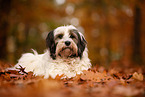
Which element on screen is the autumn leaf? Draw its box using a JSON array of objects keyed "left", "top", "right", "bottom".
[
  {"left": 81, "top": 70, "right": 111, "bottom": 82},
  {"left": 0, "top": 62, "right": 144, "bottom": 97},
  {"left": 132, "top": 72, "right": 143, "bottom": 81}
]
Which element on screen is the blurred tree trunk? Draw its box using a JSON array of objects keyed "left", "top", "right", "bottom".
[
  {"left": 132, "top": 4, "right": 142, "bottom": 65},
  {"left": 0, "top": 0, "right": 11, "bottom": 60}
]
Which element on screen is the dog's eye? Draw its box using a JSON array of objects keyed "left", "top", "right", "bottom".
[
  {"left": 70, "top": 35, "right": 75, "bottom": 39},
  {"left": 58, "top": 34, "right": 63, "bottom": 39}
]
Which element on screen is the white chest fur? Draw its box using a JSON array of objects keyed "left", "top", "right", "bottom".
[{"left": 14, "top": 48, "right": 91, "bottom": 79}]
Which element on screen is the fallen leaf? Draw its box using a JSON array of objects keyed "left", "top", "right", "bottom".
[{"left": 132, "top": 72, "right": 143, "bottom": 81}]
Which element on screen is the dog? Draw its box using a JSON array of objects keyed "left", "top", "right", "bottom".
[{"left": 14, "top": 25, "right": 91, "bottom": 79}]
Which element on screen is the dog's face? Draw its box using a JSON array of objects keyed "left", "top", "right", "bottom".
[{"left": 46, "top": 25, "right": 87, "bottom": 59}]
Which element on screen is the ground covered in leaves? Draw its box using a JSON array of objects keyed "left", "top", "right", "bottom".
[{"left": 0, "top": 61, "right": 144, "bottom": 97}]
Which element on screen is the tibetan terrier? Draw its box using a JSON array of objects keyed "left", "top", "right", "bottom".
[{"left": 14, "top": 25, "right": 91, "bottom": 78}]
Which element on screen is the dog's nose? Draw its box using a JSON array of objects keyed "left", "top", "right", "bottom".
[{"left": 65, "top": 41, "right": 71, "bottom": 46}]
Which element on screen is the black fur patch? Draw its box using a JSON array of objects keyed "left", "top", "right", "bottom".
[
  {"left": 71, "top": 29, "right": 87, "bottom": 58},
  {"left": 78, "top": 35, "right": 87, "bottom": 58},
  {"left": 46, "top": 30, "right": 56, "bottom": 59}
]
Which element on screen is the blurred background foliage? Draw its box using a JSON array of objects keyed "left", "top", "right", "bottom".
[{"left": 0, "top": 0, "right": 144, "bottom": 67}]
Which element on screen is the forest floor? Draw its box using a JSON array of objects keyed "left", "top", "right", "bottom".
[{"left": 0, "top": 61, "right": 144, "bottom": 97}]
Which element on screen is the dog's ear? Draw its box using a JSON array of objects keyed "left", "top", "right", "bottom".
[
  {"left": 46, "top": 30, "right": 56, "bottom": 59},
  {"left": 77, "top": 33, "right": 87, "bottom": 58}
]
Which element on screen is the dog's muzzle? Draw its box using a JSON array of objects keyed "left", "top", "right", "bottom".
[{"left": 56, "top": 40, "right": 78, "bottom": 58}]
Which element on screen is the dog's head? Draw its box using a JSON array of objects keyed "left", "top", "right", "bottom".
[{"left": 46, "top": 25, "right": 87, "bottom": 59}]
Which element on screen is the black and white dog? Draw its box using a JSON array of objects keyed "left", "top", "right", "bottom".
[{"left": 14, "top": 25, "right": 91, "bottom": 78}]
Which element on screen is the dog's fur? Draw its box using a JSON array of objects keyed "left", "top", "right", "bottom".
[{"left": 14, "top": 25, "right": 91, "bottom": 78}]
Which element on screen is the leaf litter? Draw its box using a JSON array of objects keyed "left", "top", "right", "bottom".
[{"left": 0, "top": 61, "right": 144, "bottom": 97}]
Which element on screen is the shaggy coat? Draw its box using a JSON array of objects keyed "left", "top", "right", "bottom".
[{"left": 14, "top": 25, "right": 91, "bottom": 78}]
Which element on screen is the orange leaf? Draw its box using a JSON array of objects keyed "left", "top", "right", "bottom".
[{"left": 132, "top": 72, "right": 143, "bottom": 81}]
